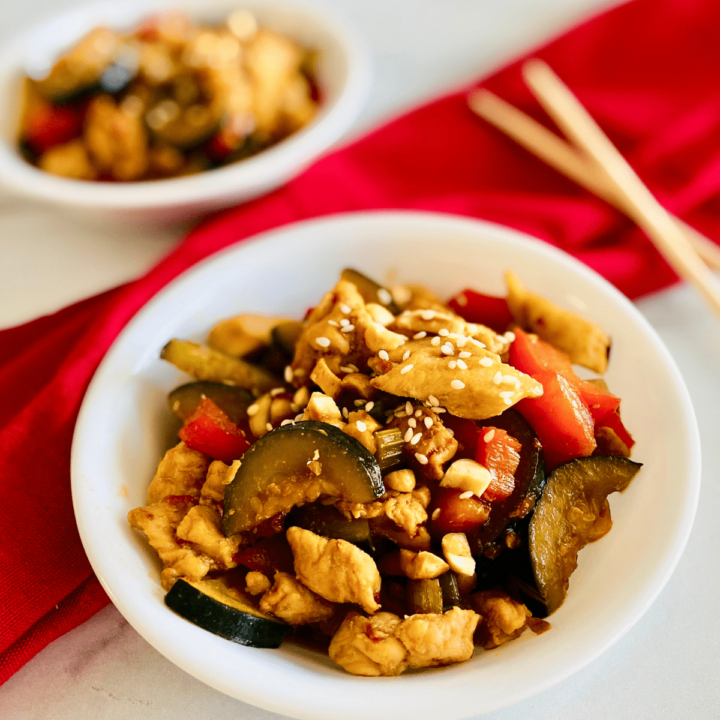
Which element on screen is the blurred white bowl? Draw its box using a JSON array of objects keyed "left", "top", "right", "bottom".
[
  {"left": 72, "top": 211, "right": 700, "bottom": 719},
  {"left": 0, "top": 0, "right": 370, "bottom": 223}
]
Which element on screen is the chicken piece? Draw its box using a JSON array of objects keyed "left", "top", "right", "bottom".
[
  {"left": 200, "top": 459, "right": 240, "bottom": 507},
  {"left": 84, "top": 94, "right": 149, "bottom": 181},
  {"left": 398, "top": 549, "right": 449, "bottom": 580},
  {"left": 371, "top": 339, "right": 542, "bottom": 421},
  {"left": 395, "top": 607, "right": 479, "bottom": 668},
  {"left": 441, "top": 533, "right": 476, "bottom": 576},
  {"left": 329, "top": 612, "right": 409, "bottom": 677},
  {"left": 147, "top": 441, "right": 210, "bottom": 504},
  {"left": 310, "top": 358, "right": 342, "bottom": 399},
  {"left": 286, "top": 527, "right": 381, "bottom": 614},
  {"left": 343, "top": 410, "right": 381, "bottom": 454},
  {"left": 208, "top": 314, "right": 290, "bottom": 358},
  {"left": 506, "top": 271, "right": 610, "bottom": 373},
  {"left": 339, "top": 372, "right": 377, "bottom": 400},
  {"left": 39, "top": 139, "right": 97, "bottom": 180},
  {"left": 127, "top": 496, "right": 210, "bottom": 590},
  {"left": 365, "top": 303, "right": 395, "bottom": 326},
  {"left": 396, "top": 284, "right": 449, "bottom": 313},
  {"left": 302, "top": 392, "right": 345, "bottom": 428},
  {"left": 471, "top": 590, "right": 531, "bottom": 649},
  {"left": 259, "top": 572, "right": 335, "bottom": 625},
  {"left": 335, "top": 488, "right": 428, "bottom": 538},
  {"left": 441, "top": 459, "right": 492, "bottom": 498},
  {"left": 245, "top": 571, "right": 271, "bottom": 595},
  {"left": 384, "top": 469, "right": 416, "bottom": 493},
  {"left": 176, "top": 505, "right": 241, "bottom": 569}
]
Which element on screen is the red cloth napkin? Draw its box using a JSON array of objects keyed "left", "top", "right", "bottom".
[{"left": 2, "top": 0, "right": 719, "bottom": 683}]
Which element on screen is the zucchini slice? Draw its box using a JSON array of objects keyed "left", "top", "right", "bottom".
[
  {"left": 223, "top": 421, "right": 385, "bottom": 535},
  {"left": 168, "top": 381, "right": 254, "bottom": 426},
  {"left": 165, "top": 577, "right": 289, "bottom": 648},
  {"left": 529, "top": 456, "right": 642, "bottom": 614}
]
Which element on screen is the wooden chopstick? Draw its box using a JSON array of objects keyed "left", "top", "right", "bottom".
[{"left": 467, "top": 80, "right": 720, "bottom": 273}]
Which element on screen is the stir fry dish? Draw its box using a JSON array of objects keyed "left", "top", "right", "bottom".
[
  {"left": 18, "top": 11, "right": 318, "bottom": 180},
  {"left": 128, "top": 269, "right": 641, "bottom": 676}
]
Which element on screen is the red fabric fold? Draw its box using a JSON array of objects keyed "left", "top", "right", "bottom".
[{"left": 2, "top": 0, "right": 719, "bottom": 683}]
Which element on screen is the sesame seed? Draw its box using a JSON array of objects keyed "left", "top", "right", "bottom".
[
  {"left": 266, "top": 423, "right": 273, "bottom": 432},
  {"left": 456, "top": 337, "right": 467, "bottom": 348},
  {"left": 354, "top": 399, "right": 366, "bottom": 406},
  {"left": 395, "top": 411, "right": 407, "bottom": 419},
  {"left": 505, "top": 331, "right": 516, "bottom": 342},
  {"left": 446, "top": 428, "right": 455, "bottom": 437},
  {"left": 280, "top": 419, "right": 292, "bottom": 426},
  {"left": 404, "top": 428, "right": 414, "bottom": 443},
  {"left": 413, "top": 331, "right": 427, "bottom": 339},
  {"left": 448, "top": 360, "right": 457, "bottom": 370},
  {"left": 342, "top": 407, "right": 349, "bottom": 419},
  {"left": 499, "top": 391, "right": 513, "bottom": 399},
  {"left": 428, "top": 395, "right": 440, "bottom": 407},
  {"left": 459, "top": 491, "right": 474, "bottom": 500},
  {"left": 435, "top": 407, "right": 447, "bottom": 413},
  {"left": 294, "top": 368, "right": 306, "bottom": 377},
  {"left": 415, "top": 453, "right": 429, "bottom": 465},
  {"left": 415, "top": 409, "right": 423, "bottom": 417},
  {"left": 424, "top": 417, "right": 433, "bottom": 429},
  {"left": 480, "top": 357, "right": 493, "bottom": 367},
  {"left": 365, "top": 401, "right": 375, "bottom": 412},
  {"left": 421, "top": 310, "right": 436, "bottom": 320},
  {"left": 402, "top": 350, "right": 411, "bottom": 361},
  {"left": 405, "top": 402, "right": 414, "bottom": 415},
  {"left": 340, "top": 304, "right": 351, "bottom": 314},
  {"left": 295, "top": 413, "right": 305, "bottom": 421},
  {"left": 408, "top": 418, "right": 417, "bottom": 428},
  {"left": 439, "top": 328, "right": 449, "bottom": 337},
  {"left": 284, "top": 366, "right": 293, "bottom": 383},
  {"left": 340, "top": 366, "right": 355, "bottom": 374},
  {"left": 459, "top": 351, "right": 471, "bottom": 358},
  {"left": 432, "top": 508, "right": 441, "bottom": 520},
  {"left": 493, "top": 371, "right": 503, "bottom": 385},
  {"left": 341, "top": 325, "right": 355, "bottom": 333},
  {"left": 484, "top": 429, "right": 495, "bottom": 442},
  {"left": 411, "top": 432, "right": 422, "bottom": 445},
  {"left": 457, "top": 359, "right": 468, "bottom": 370},
  {"left": 340, "top": 318, "right": 350, "bottom": 327},
  {"left": 356, "top": 421, "right": 367, "bottom": 432},
  {"left": 327, "top": 320, "right": 339, "bottom": 327},
  {"left": 316, "top": 336, "right": 331, "bottom": 348},
  {"left": 441, "top": 343, "right": 454, "bottom": 356},
  {"left": 504, "top": 397, "right": 513, "bottom": 405},
  {"left": 451, "top": 379, "right": 465, "bottom": 390},
  {"left": 247, "top": 403, "right": 259, "bottom": 416},
  {"left": 431, "top": 336, "right": 441, "bottom": 346},
  {"left": 448, "top": 332, "right": 460, "bottom": 339},
  {"left": 470, "top": 338, "right": 486, "bottom": 348},
  {"left": 378, "top": 350, "right": 390, "bottom": 362},
  {"left": 378, "top": 288, "right": 393, "bottom": 305}
]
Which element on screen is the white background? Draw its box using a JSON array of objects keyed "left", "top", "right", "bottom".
[{"left": 2, "top": 1, "right": 720, "bottom": 719}]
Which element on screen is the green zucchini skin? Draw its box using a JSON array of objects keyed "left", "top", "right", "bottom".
[{"left": 165, "top": 578, "right": 289, "bottom": 648}]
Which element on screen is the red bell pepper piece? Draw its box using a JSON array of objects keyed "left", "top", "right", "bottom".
[
  {"left": 23, "top": 100, "right": 82, "bottom": 155},
  {"left": 509, "top": 328, "right": 620, "bottom": 423},
  {"left": 475, "top": 427, "right": 521, "bottom": 502},
  {"left": 516, "top": 370, "right": 597, "bottom": 470},
  {"left": 234, "top": 534, "right": 295, "bottom": 575},
  {"left": 448, "top": 288, "right": 513, "bottom": 333},
  {"left": 179, "top": 397, "right": 250, "bottom": 464},
  {"left": 596, "top": 410, "right": 635, "bottom": 450},
  {"left": 427, "top": 486, "right": 490, "bottom": 537},
  {"left": 442, "top": 414, "right": 480, "bottom": 460}
]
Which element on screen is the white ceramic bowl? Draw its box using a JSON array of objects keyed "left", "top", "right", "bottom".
[
  {"left": 72, "top": 211, "right": 700, "bottom": 719},
  {"left": 0, "top": 0, "right": 370, "bottom": 223}
]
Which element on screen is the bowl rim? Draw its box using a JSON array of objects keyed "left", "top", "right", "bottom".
[
  {"left": 0, "top": 0, "right": 371, "bottom": 210},
  {"left": 71, "top": 210, "right": 701, "bottom": 718}
]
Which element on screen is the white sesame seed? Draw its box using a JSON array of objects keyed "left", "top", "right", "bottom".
[
  {"left": 456, "top": 337, "right": 467, "bottom": 348},
  {"left": 470, "top": 338, "right": 486, "bottom": 348},
  {"left": 327, "top": 320, "right": 339, "bottom": 327},
  {"left": 402, "top": 350, "right": 411, "bottom": 361},
  {"left": 378, "top": 288, "right": 393, "bottom": 305},
  {"left": 356, "top": 420, "right": 367, "bottom": 432},
  {"left": 280, "top": 419, "right": 292, "bottom": 426},
  {"left": 451, "top": 379, "right": 465, "bottom": 390},
  {"left": 395, "top": 411, "right": 407, "bottom": 419},
  {"left": 295, "top": 413, "right": 305, "bottom": 421},
  {"left": 415, "top": 409, "right": 423, "bottom": 417},
  {"left": 502, "top": 374, "right": 517, "bottom": 384},
  {"left": 484, "top": 429, "right": 495, "bottom": 442},
  {"left": 340, "top": 318, "right": 350, "bottom": 327},
  {"left": 480, "top": 357, "right": 494, "bottom": 367},
  {"left": 439, "top": 328, "right": 449, "bottom": 337},
  {"left": 459, "top": 490, "right": 474, "bottom": 500},
  {"left": 379, "top": 350, "right": 389, "bottom": 361},
  {"left": 271, "top": 387, "right": 285, "bottom": 397},
  {"left": 432, "top": 507, "right": 441, "bottom": 520},
  {"left": 354, "top": 399, "right": 365, "bottom": 406},
  {"left": 421, "top": 310, "right": 436, "bottom": 320},
  {"left": 342, "top": 407, "right": 349, "bottom": 419},
  {"left": 504, "top": 331, "right": 516, "bottom": 342},
  {"left": 266, "top": 422, "right": 273, "bottom": 432},
  {"left": 294, "top": 368, "right": 306, "bottom": 377},
  {"left": 415, "top": 453, "right": 429, "bottom": 465},
  {"left": 493, "top": 371, "right": 503, "bottom": 385},
  {"left": 428, "top": 395, "right": 440, "bottom": 407},
  {"left": 448, "top": 360, "right": 457, "bottom": 370},
  {"left": 504, "top": 397, "right": 513, "bottom": 405},
  {"left": 424, "top": 417, "right": 433, "bottom": 429},
  {"left": 365, "top": 401, "right": 374, "bottom": 412},
  {"left": 499, "top": 391, "right": 514, "bottom": 399},
  {"left": 448, "top": 332, "right": 460, "bottom": 339},
  {"left": 411, "top": 432, "right": 422, "bottom": 446},
  {"left": 457, "top": 359, "right": 468, "bottom": 370},
  {"left": 441, "top": 343, "right": 454, "bottom": 356},
  {"left": 459, "top": 351, "right": 472, "bottom": 358},
  {"left": 413, "top": 331, "right": 427, "bottom": 340},
  {"left": 247, "top": 403, "right": 259, "bottom": 416},
  {"left": 340, "top": 304, "right": 351, "bottom": 314},
  {"left": 340, "top": 366, "right": 354, "bottom": 374},
  {"left": 284, "top": 366, "right": 293, "bottom": 383},
  {"left": 431, "top": 336, "right": 441, "bottom": 346},
  {"left": 404, "top": 428, "right": 414, "bottom": 443},
  {"left": 316, "top": 336, "right": 331, "bottom": 348},
  {"left": 341, "top": 325, "right": 355, "bottom": 333},
  {"left": 446, "top": 428, "right": 455, "bottom": 437},
  {"left": 408, "top": 418, "right": 417, "bottom": 428},
  {"left": 405, "top": 402, "right": 414, "bottom": 415},
  {"left": 435, "top": 407, "right": 447, "bottom": 413}
]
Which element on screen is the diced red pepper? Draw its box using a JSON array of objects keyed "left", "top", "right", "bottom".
[
  {"left": 247, "top": 512, "right": 287, "bottom": 539},
  {"left": 427, "top": 487, "right": 490, "bottom": 537},
  {"left": 475, "top": 427, "right": 521, "bottom": 502},
  {"left": 516, "top": 370, "right": 596, "bottom": 470},
  {"left": 448, "top": 289, "right": 513, "bottom": 333},
  {"left": 509, "top": 328, "right": 620, "bottom": 423},
  {"left": 442, "top": 414, "right": 480, "bottom": 459},
  {"left": 179, "top": 397, "right": 250, "bottom": 464},
  {"left": 23, "top": 100, "right": 82, "bottom": 155},
  {"left": 596, "top": 410, "right": 635, "bottom": 450},
  {"left": 234, "top": 534, "right": 295, "bottom": 575}
]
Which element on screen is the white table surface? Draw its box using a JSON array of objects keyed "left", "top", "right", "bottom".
[{"left": 2, "top": 1, "right": 719, "bottom": 718}]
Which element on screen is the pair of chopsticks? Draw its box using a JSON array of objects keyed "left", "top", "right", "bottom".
[{"left": 468, "top": 60, "right": 720, "bottom": 316}]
